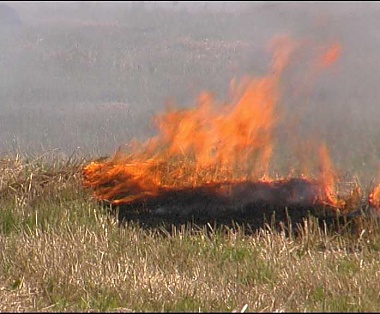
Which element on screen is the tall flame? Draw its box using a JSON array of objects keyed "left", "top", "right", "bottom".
[
  {"left": 318, "top": 142, "right": 345, "bottom": 207},
  {"left": 83, "top": 36, "right": 346, "bottom": 209}
]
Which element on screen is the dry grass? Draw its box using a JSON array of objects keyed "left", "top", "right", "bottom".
[{"left": 1, "top": 153, "right": 380, "bottom": 312}]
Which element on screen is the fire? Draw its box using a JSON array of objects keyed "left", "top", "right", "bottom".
[
  {"left": 149, "top": 36, "right": 297, "bottom": 179},
  {"left": 318, "top": 142, "right": 345, "bottom": 208},
  {"left": 83, "top": 36, "right": 350, "bottom": 211},
  {"left": 369, "top": 185, "right": 380, "bottom": 208},
  {"left": 318, "top": 43, "right": 342, "bottom": 69}
]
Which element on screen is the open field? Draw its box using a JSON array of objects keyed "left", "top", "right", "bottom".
[
  {"left": 1, "top": 154, "right": 380, "bottom": 312},
  {"left": 1, "top": 1, "right": 380, "bottom": 312}
]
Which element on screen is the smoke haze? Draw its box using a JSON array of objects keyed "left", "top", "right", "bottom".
[{"left": 1, "top": 1, "right": 380, "bottom": 182}]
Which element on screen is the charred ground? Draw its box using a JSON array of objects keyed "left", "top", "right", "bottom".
[{"left": 98, "top": 178, "right": 370, "bottom": 235}]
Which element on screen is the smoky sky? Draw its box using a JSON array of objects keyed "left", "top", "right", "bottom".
[{"left": 1, "top": 1, "right": 380, "bottom": 182}]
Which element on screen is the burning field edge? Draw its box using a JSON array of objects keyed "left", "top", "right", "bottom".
[
  {"left": 81, "top": 35, "right": 380, "bottom": 233},
  {"left": 94, "top": 180, "right": 379, "bottom": 235}
]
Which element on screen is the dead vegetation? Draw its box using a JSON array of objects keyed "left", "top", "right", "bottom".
[{"left": 0, "top": 153, "right": 380, "bottom": 312}]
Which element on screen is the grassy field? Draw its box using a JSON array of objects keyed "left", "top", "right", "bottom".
[
  {"left": 1, "top": 2, "right": 380, "bottom": 312},
  {"left": 0, "top": 154, "right": 380, "bottom": 312}
]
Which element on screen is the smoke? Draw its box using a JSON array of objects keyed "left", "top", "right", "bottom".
[{"left": 1, "top": 1, "right": 380, "bottom": 184}]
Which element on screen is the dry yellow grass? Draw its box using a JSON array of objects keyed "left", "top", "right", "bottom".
[{"left": 0, "top": 154, "right": 380, "bottom": 312}]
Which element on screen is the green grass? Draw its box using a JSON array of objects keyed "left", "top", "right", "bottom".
[{"left": 0, "top": 154, "right": 380, "bottom": 312}]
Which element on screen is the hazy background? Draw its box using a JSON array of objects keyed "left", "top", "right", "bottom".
[{"left": 1, "top": 1, "right": 380, "bottom": 182}]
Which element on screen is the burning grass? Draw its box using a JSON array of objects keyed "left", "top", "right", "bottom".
[
  {"left": 1, "top": 151, "right": 380, "bottom": 312},
  {"left": 82, "top": 36, "right": 380, "bottom": 228}
]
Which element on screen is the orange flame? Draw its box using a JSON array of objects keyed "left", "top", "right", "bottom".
[
  {"left": 369, "top": 185, "right": 380, "bottom": 208},
  {"left": 83, "top": 36, "right": 346, "bottom": 209},
  {"left": 318, "top": 43, "right": 342, "bottom": 69},
  {"left": 318, "top": 143, "right": 345, "bottom": 208}
]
